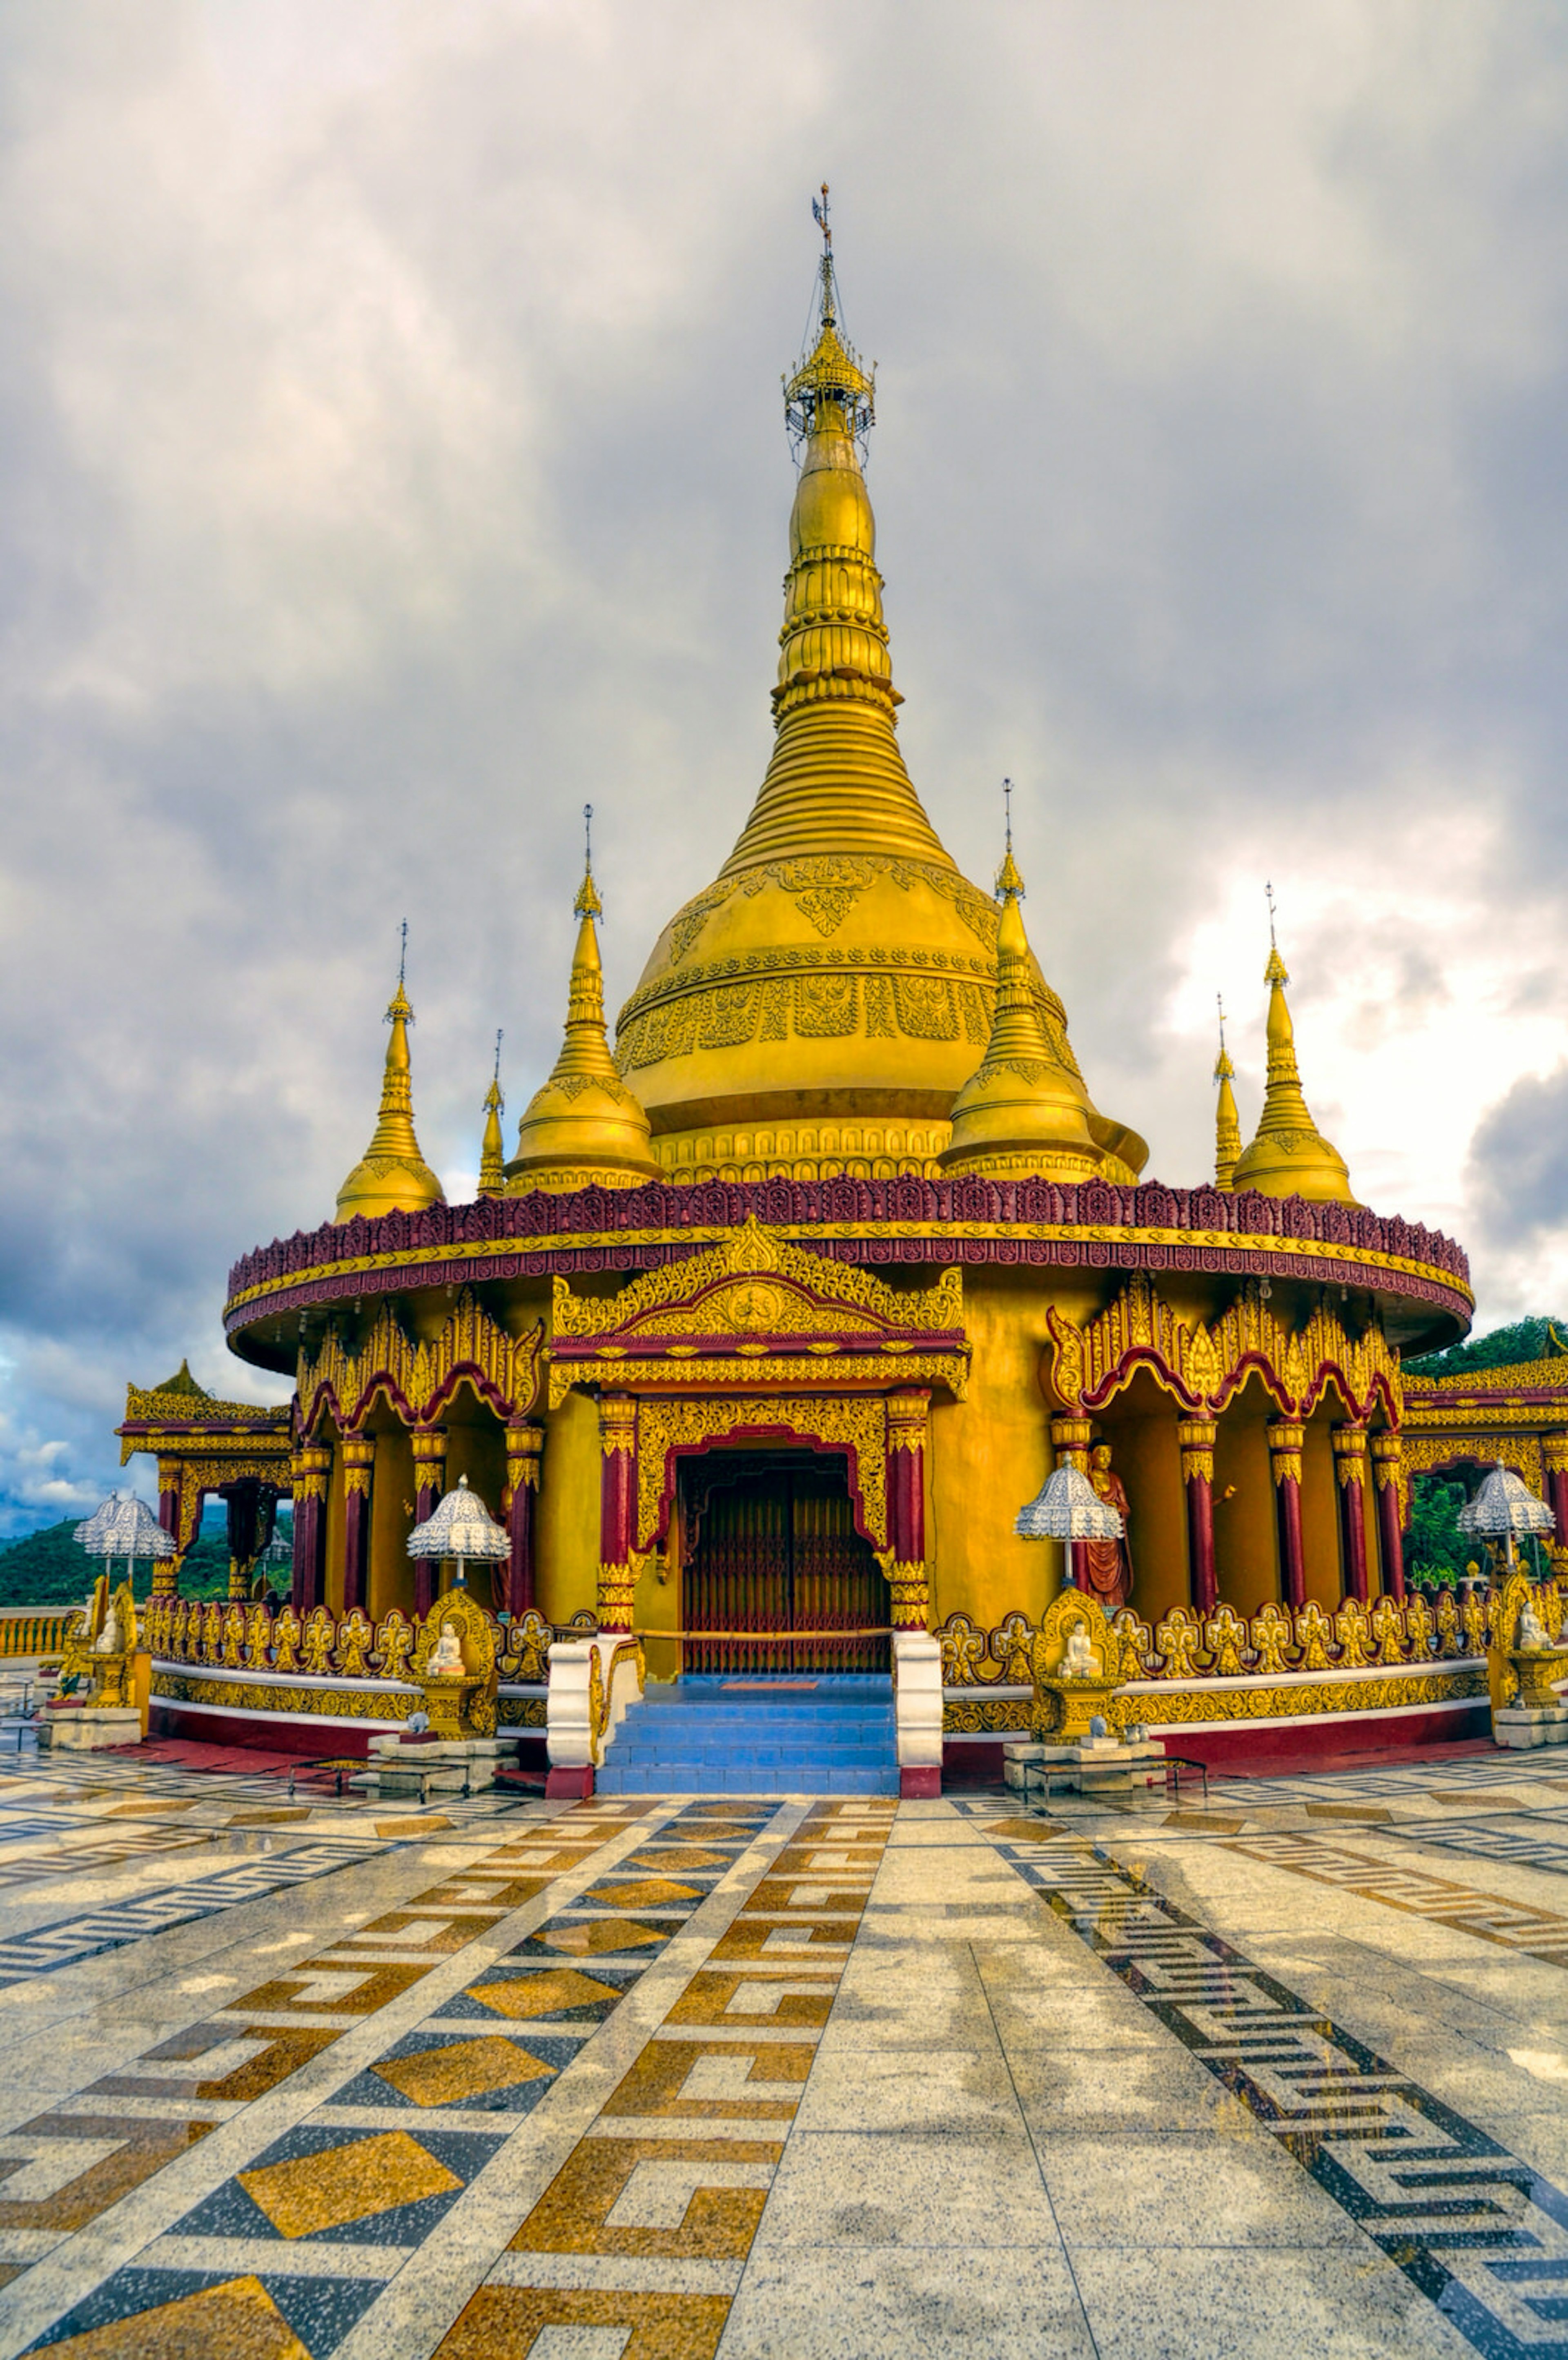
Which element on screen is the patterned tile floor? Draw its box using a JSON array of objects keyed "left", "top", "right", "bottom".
[{"left": 0, "top": 1750, "right": 1564, "bottom": 2352}]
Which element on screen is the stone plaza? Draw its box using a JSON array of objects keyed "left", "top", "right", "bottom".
[{"left": 0, "top": 1739, "right": 1563, "bottom": 2357}]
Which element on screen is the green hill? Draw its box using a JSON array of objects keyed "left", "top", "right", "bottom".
[{"left": 0, "top": 1520, "right": 270, "bottom": 1606}]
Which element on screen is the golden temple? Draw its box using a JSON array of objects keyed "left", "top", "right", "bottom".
[{"left": 119, "top": 202, "right": 1562, "bottom": 1790}]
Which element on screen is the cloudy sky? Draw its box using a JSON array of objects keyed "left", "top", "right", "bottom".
[{"left": 2, "top": 2, "right": 1567, "bottom": 1532}]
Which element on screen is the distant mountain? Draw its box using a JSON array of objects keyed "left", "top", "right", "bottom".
[{"left": 0, "top": 1519, "right": 262, "bottom": 1605}]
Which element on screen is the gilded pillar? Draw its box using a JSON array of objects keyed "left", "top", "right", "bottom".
[
  {"left": 597, "top": 1394, "right": 638, "bottom": 1633},
  {"left": 220, "top": 1477, "right": 276, "bottom": 1603},
  {"left": 341, "top": 1434, "right": 376, "bottom": 1617},
  {"left": 409, "top": 1425, "right": 448, "bottom": 1621},
  {"left": 1267, "top": 1418, "right": 1306, "bottom": 1612},
  {"left": 155, "top": 1467, "right": 184, "bottom": 1599},
  {"left": 1049, "top": 1414, "right": 1093, "bottom": 1589},
  {"left": 1370, "top": 1431, "right": 1406, "bottom": 1602},
  {"left": 1332, "top": 1423, "right": 1370, "bottom": 1603},
  {"left": 504, "top": 1420, "right": 544, "bottom": 1620},
  {"left": 290, "top": 1444, "right": 330, "bottom": 1615},
  {"left": 1176, "top": 1417, "right": 1217, "bottom": 1616},
  {"left": 885, "top": 1390, "right": 931, "bottom": 1630},
  {"left": 1543, "top": 1432, "right": 1568, "bottom": 1551}
]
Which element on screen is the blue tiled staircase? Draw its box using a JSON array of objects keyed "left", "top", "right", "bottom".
[{"left": 595, "top": 1674, "right": 898, "bottom": 1796}]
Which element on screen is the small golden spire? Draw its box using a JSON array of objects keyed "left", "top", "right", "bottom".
[
  {"left": 506, "top": 812, "right": 659, "bottom": 1193},
  {"left": 939, "top": 814, "right": 1109, "bottom": 1181},
  {"left": 335, "top": 926, "right": 445, "bottom": 1222},
  {"left": 1213, "top": 995, "right": 1242, "bottom": 1191},
  {"left": 1232, "top": 886, "right": 1359, "bottom": 1204},
  {"left": 478, "top": 1029, "right": 506, "bottom": 1198}
]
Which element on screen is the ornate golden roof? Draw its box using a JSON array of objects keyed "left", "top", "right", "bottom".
[
  {"left": 615, "top": 220, "right": 1144, "bottom": 1184},
  {"left": 1233, "top": 938, "right": 1359, "bottom": 1204},
  {"left": 335, "top": 970, "right": 445, "bottom": 1222},
  {"left": 940, "top": 844, "right": 1128, "bottom": 1181},
  {"left": 506, "top": 858, "right": 660, "bottom": 1193}
]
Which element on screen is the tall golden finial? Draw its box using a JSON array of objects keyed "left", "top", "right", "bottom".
[
  {"left": 1233, "top": 888, "right": 1359, "bottom": 1204},
  {"left": 335, "top": 928, "right": 445, "bottom": 1222},
  {"left": 478, "top": 1029, "right": 506, "bottom": 1198},
  {"left": 506, "top": 813, "right": 659, "bottom": 1194},
  {"left": 940, "top": 806, "right": 1111, "bottom": 1182},
  {"left": 1213, "top": 994, "right": 1242, "bottom": 1192},
  {"left": 995, "top": 776, "right": 1025, "bottom": 899}
]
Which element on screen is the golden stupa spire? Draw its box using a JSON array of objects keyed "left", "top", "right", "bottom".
[
  {"left": 335, "top": 923, "right": 446, "bottom": 1222},
  {"left": 506, "top": 807, "right": 659, "bottom": 1193},
  {"left": 717, "top": 186, "right": 951, "bottom": 873},
  {"left": 1213, "top": 995, "right": 1242, "bottom": 1191},
  {"left": 478, "top": 1029, "right": 506, "bottom": 1198},
  {"left": 1232, "top": 886, "right": 1359, "bottom": 1204},
  {"left": 939, "top": 790, "right": 1110, "bottom": 1181}
]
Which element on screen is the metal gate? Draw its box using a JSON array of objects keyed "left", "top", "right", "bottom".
[{"left": 679, "top": 1451, "right": 889, "bottom": 1675}]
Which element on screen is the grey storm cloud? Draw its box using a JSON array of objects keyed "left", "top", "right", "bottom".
[
  {"left": 1469, "top": 1066, "right": 1568, "bottom": 1249},
  {"left": 2, "top": 2, "right": 1568, "bottom": 1526}
]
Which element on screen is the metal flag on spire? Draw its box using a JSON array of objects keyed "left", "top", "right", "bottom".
[{"left": 493, "top": 1028, "right": 503, "bottom": 1088}]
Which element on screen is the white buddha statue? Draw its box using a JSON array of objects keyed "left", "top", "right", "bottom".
[
  {"left": 428, "top": 1620, "right": 465, "bottom": 1676},
  {"left": 93, "top": 1597, "right": 124, "bottom": 1656},
  {"left": 1063, "top": 1625, "right": 1099, "bottom": 1679},
  {"left": 1518, "top": 1599, "right": 1550, "bottom": 1652}
]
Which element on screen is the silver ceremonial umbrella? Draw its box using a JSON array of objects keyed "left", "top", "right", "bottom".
[
  {"left": 1015, "top": 1463, "right": 1124, "bottom": 1587},
  {"left": 1458, "top": 1463, "right": 1556, "bottom": 1574},
  {"left": 76, "top": 1493, "right": 175, "bottom": 1562},
  {"left": 406, "top": 1475, "right": 511, "bottom": 1590}
]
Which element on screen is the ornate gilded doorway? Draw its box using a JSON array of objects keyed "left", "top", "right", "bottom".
[{"left": 679, "top": 1450, "right": 889, "bottom": 1674}]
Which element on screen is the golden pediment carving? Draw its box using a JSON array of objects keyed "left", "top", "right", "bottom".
[{"left": 551, "top": 1215, "right": 963, "bottom": 1345}]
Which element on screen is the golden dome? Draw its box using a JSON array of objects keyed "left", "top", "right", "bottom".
[
  {"left": 506, "top": 861, "right": 660, "bottom": 1193},
  {"left": 939, "top": 845, "right": 1125, "bottom": 1180},
  {"left": 1232, "top": 940, "right": 1359, "bottom": 1204},
  {"left": 335, "top": 972, "right": 445, "bottom": 1222},
  {"left": 615, "top": 225, "right": 1145, "bottom": 1186}
]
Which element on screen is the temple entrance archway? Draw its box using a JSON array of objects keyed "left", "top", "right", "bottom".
[{"left": 678, "top": 1449, "right": 889, "bottom": 1676}]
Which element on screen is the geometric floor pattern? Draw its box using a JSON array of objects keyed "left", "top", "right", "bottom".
[{"left": 0, "top": 1750, "right": 1566, "bottom": 2352}]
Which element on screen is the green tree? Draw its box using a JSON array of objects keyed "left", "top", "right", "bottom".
[{"left": 1407, "top": 1316, "right": 1568, "bottom": 1381}]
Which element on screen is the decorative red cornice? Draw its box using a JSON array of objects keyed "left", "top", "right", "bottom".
[{"left": 224, "top": 1174, "right": 1471, "bottom": 1349}]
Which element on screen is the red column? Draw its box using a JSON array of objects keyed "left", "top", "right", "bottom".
[
  {"left": 156, "top": 1469, "right": 184, "bottom": 1599},
  {"left": 1544, "top": 1433, "right": 1568, "bottom": 1560},
  {"left": 1370, "top": 1431, "right": 1406, "bottom": 1602},
  {"left": 290, "top": 1446, "right": 330, "bottom": 1615},
  {"left": 1176, "top": 1418, "right": 1218, "bottom": 1616},
  {"left": 505, "top": 1420, "right": 544, "bottom": 1620},
  {"left": 341, "top": 1434, "right": 376, "bottom": 1617},
  {"left": 1268, "top": 1419, "right": 1306, "bottom": 1612},
  {"left": 597, "top": 1394, "right": 638, "bottom": 1632},
  {"left": 885, "top": 1391, "right": 931, "bottom": 1630},
  {"left": 1332, "top": 1424, "right": 1369, "bottom": 1602},
  {"left": 1049, "top": 1414, "right": 1093, "bottom": 1591},
  {"left": 410, "top": 1426, "right": 447, "bottom": 1621}
]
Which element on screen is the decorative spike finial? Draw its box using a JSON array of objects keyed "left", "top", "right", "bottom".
[
  {"left": 1212, "top": 992, "right": 1241, "bottom": 1191},
  {"left": 478, "top": 1027, "right": 506, "bottom": 1198},
  {"left": 1213, "top": 993, "right": 1235, "bottom": 1084},
  {"left": 994, "top": 778, "right": 1025, "bottom": 900},
  {"left": 575, "top": 802, "right": 602, "bottom": 921},
  {"left": 1263, "top": 883, "right": 1288, "bottom": 984}
]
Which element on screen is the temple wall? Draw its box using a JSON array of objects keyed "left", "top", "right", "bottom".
[
  {"left": 535, "top": 1385, "right": 600, "bottom": 1628},
  {"left": 929, "top": 1273, "right": 1095, "bottom": 1630}
]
